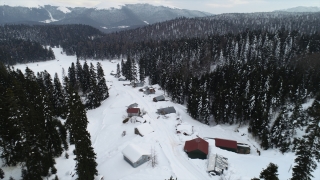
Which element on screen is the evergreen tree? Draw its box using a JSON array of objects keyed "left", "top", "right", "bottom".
[
  {"left": 53, "top": 73, "right": 67, "bottom": 117},
  {"left": 96, "top": 62, "right": 109, "bottom": 101},
  {"left": 259, "top": 163, "right": 279, "bottom": 180},
  {"left": 0, "top": 168, "right": 4, "bottom": 179},
  {"left": 139, "top": 57, "right": 145, "bottom": 83},
  {"left": 68, "top": 63, "right": 77, "bottom": 91},
  {"left": 81, "top": 61, "right": 90, "bottom": 94},
  {"left": 116, "top": 63, "right": 121, "bottom": 78},
  {"left": 65, "top": 89, "right": 98, "bottom": 179},
  {"left": 75, "top": 58, "right": 83, "bottom": 92},
  {"left": 86, "top": 63, "right": 100, "bottom": 109},
  {"left": 291, "top": 138, "right": 316, "bottom": 180}
]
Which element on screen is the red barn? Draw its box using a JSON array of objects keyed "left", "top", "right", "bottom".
[
  {"left": 127, "top": 108, "right": 140, "bottom": 117},
  {"left": 214, "top": 138, "right": 238, "bottom": 152},
  {"left": 184, "top": 137, "right": 209, "bottom": 159}
]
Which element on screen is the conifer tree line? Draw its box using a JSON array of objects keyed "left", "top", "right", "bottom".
[
  {"left": 67, "top": 59, "right": 109, "bottom": 109},
  {"left": 0, "top": 38, "right": 55, "bottom": 65},
  {"left": 0, "top": 61, "right": 101, "bottom": 179},
  {"left": 0, "top": 24, "right": 103, "bottom": 65}
]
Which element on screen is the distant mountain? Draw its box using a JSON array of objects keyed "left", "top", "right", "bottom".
[
  {"left": 0, "top": 4, "right": 212, "bottom": 33},
  {"left": 274, "top": 6, "right": 320, "bottom": 12}
]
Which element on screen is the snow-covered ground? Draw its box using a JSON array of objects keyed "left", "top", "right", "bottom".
[{"left": 4, "top": 48, "right": 320, "bottom": 180}]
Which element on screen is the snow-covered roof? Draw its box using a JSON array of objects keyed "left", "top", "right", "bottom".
[
  {"left": 136, "top": 123, "right": 154, "bottom": 136},
  {"left": 207, "top": 154, "right": 228, "bottom": 172},
  {"left": 122, "top": 144, "right": 150, "bottom": 163}
]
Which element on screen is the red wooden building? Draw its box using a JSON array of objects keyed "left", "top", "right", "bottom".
[
  {"left": 184, "top": 137, "right": 209, "bottom": 159},
  {"left": 214, "top": 138, "right": 238, "bottom": 152}
]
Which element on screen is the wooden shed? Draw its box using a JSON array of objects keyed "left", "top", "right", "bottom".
[
  {"left": 157, "top": 106, "right": 176, "bottom": 115},
  {"left": 153, "top": 95, "right": 165, "bottom": 102},
  {"left": 214, "top": 138, "right": 238, "bottom": 152},
  {"left": 127, "top": 108, "right": 140, "bottom": 117},
  {"left": 237, "top": 143, "right": 250, "bottom": 154},
  {"left": 184, "top": 137, "right": 209, "bottom": 159},
  {"left": 122, "top": 144, "right": 150, "bottom": 168}
]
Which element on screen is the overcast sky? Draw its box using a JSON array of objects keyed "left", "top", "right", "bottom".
[{"left": 3, "top": 0, "right": 320, "bottom": 14}]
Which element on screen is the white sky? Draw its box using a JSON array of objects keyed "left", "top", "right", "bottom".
[{"left": 2, "top": 0, "right": 320, "bottom": 14}]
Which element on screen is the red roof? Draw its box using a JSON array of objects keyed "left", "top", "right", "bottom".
[
  {"left": 184, "top": 137, "right": 209, "bottom": 155},
  {"left": 214, "top": 138, "right": 237, "bottom": 150},
  {"left": 127, "top": 108, "right": 140, "bottom": 113}
]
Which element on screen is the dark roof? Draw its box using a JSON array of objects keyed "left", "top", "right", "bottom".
[
  {"left": 214, "top": 138, "right": 237, "bottom": 150},
  {"left": 157, "top": 106, "right": 176, "bottom": 114},
  {"left": 154, "top": 95, "right": 165, "bottom": 101},
  {"left": 127, "top": 108, "right": 140, "bottom": 113},
  {"left": 184, "top": 137, "right": 209, "bottom": 155}
]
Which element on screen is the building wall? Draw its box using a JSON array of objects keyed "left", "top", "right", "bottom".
[
  {"left": 187, "top": 150, "right": 207, "bottom": 159},
  {"left": 217, "top": 146, "right": 237, "bottom": 153},
  {"left": 123, "top": 155, "right": 150, "bottom": 168}
]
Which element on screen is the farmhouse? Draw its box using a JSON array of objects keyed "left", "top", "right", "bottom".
[
  {"left": 214, "top": 138, "right": 238, "bottom": 152},
  {"left": 184, "top": 137, "right": 209, "bottom": 159},
  {"left": 157, "top": 106, "right": 176, "bottom": 115},
  {"left": 127, "top": 108, "right": 140, "bottom": 117},
  {"left": 153, "top": 95, "right": 165, "bottom": 102},
  {"left": 122, "top": 144, "right": 150, "bottom": 168},
  {"left": 207, "top": 154, "right": 228, "bottom": 176},
  {"left": 135, "top": 123, "right": 154, "bottom": 137}
]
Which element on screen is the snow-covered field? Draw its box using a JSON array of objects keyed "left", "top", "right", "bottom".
[{"left": 4, "top": 48, "right": 319, "bottom": 180}]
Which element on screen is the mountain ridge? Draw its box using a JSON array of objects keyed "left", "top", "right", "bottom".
[{"left": 0, "top": 3, "right": 212, "bottom": 33}]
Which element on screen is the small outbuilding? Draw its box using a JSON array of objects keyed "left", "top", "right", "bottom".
[
  {"left": 118, "top": 78, "right": 126, "bottom": 81},
  {"left": 153, "top": 95, "right": 165, "bottom": 102},
  {"left": 207, "top": 154, "right": 228, "bottom": 176},
  {"left": 237, "top": 143, "right": 250, "bottom": 154},
  {"left": 122, "top": 144, "right": 150, "bottom": 168},
  {"left": 184, "top": 137, "right": 209, "bottom": 159},
  {"left": 214, "top": 138, "right": 238, "bottom": 153},
  {"left": 157, "top": 106, "right": 176, "bottom": 115},
  {"left": 127, "top": 108, "right": 140, "bottom": 117},
  {"left": 135, "top": 123, "right": 154, "bottom": 137}
]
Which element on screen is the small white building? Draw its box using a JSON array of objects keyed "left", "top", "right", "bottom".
[
  {"left": 122, "top": 144, "right": 150, "bottom": 168},
  {"left": 207, "top": 154, "right": 228, "bottom": 176}
]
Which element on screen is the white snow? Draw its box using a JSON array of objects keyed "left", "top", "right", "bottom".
[
  {"left": 122, "top": 143, "right": 150, "bottom": 163},
  {"left": 176, "top": 122, "right": 193, "bottom": 135},
  {"left": 40, "top": 9, "right": 58, "bottom": 23},
  {"left": 57, "top": 6, "right": 71, "bottom": 13},
  {"left": 5, "top": 47, "right": 320, "bottom": 180},
  {"left": 136, "top": 123, "right": 154, "bottom": 136},
  {"left": 144, "top": 21, "right": 149, "bottom": 24},
  {"left": 93, "top": 2, "right": 124, "bottom": 10}
]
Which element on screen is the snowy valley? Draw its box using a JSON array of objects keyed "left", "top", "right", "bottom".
[{"left": 1, "top": 48, "right": 318, "bottom": 180}]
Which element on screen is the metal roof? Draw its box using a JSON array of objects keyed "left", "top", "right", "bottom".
[
  {"left": 184, "top": 137, "right": 209, "bottom": 155},
  {"left": 154, "top": 95, "right": 165, "bottom": 101},
  {"left": 214, "top": 138, "right": 237, "bottom": 150},
  {"left": 127, "top": 108, "right": 140, "bottom": 113},
  {"left": 157, "top": 106, "right": 176, "bottom": 114}
]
